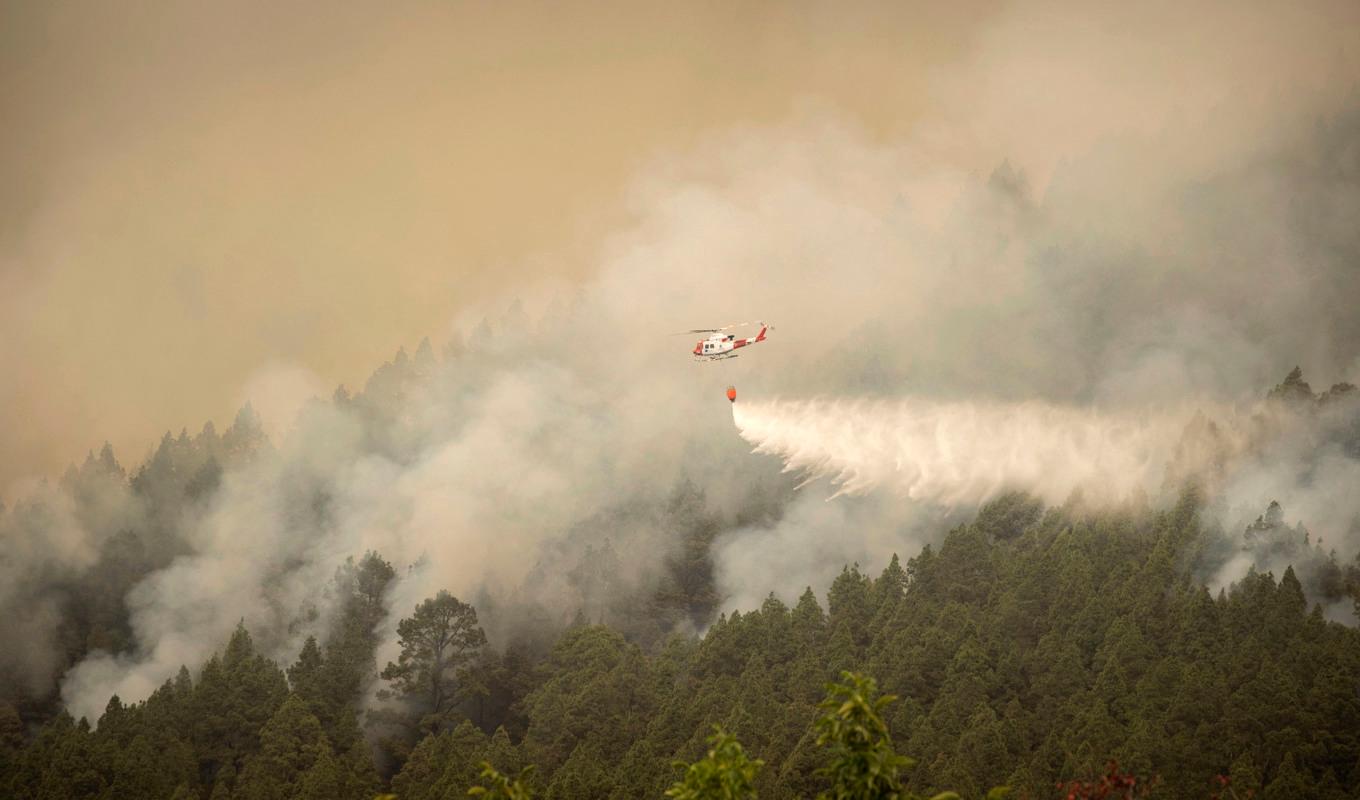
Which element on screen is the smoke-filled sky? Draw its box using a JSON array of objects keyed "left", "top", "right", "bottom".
[
  {"left": 5, "top": 0, "right": 1358, "bottom": 490},
  {"left": 0, "top": 0, "right": 1001, "bottom": 489}
]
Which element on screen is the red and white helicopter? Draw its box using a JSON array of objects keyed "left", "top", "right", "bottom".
[{"left": 680, "top": 321, "right": 771, "bottom": 361}]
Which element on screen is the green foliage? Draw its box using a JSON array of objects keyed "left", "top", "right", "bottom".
[
  {"left": 390, "top": 719, "right": 488, "bottom": 800},
  {"left": 190, "top": 623, "right": 290, "bottom": 784},
  {"left": 666, "top": 726, "right": 764, "bottom": 800},
  {"left": 320, "top": 552, "right": 397, "bottom": 752},
  {"left": 521, "top": 626, "right": 658, "bottom": 778},
  {"left": 468, "top": 761, "right": 537, "bottom": 799},
  {"left": 814, "top": 672, "right": 913, "bottom": 799},
  {"left": 234, "top": 694, "right": 329, "bottom": 800},
  {"left": 295, "top": 743, "right": 346, "bottom": 800},
  {"left": 381, "top": 590, "right": 488, "bottom": 732}
]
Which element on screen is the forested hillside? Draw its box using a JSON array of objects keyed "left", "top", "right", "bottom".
[
  {"left": 4, "top": 342, "right": 1360, "bottom": 799},
  {"left": 5, "top": 484, "right": 1360, "bottom": 798}
]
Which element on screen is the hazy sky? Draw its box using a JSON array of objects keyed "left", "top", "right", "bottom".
[
  {"left": 0, "top": 0, "right": 1005, "bottom": 488},
  {"left": 3, "top": 0, "right": 1358, "bottom": 490}
]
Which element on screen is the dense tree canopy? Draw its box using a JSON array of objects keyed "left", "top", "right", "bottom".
[{"left": 10, "top": 486, "right": 1357, "bottom": 799}]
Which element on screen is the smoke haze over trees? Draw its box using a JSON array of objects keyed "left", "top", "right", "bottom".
[{"left": 3, "top": 1, "right": 1360, "bottom": 797}]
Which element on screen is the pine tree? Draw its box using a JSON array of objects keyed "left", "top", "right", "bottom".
[
  {"left": 107, "top": 733, "right": 181, "bottom": 800},
  {"left": 390, "top": 718, "right": 488, "bottom": 800},
  {"left": 288, "top": 636, "right": 325, "bottom": 709},
  {"left": 380, "top": 590, "right": 488, "bottom": 732},
  {"left": 827, "top": 565, "right": 873, "bottom": 660},
  {"left": 234, "top": 694, "right": 329, "bottom": 800},
  {"left": 321, "top": 552, "right": 396, "bottom": 751},
  {"left": 295, "top": 742, "right": 345, "bottom": 800},
  {"left": 1267, "top": 367, "right": 1314, "bottom": 406},
  {"left": 191, "top": 624, "right": 289, "bottom": 786}
]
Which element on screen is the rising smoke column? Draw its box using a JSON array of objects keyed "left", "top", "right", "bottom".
[{"left": 732, "top": 397, "right": 1197, "bottom": 507}]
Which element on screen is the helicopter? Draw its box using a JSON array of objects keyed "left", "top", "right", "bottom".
[{"left": 678, "top": 322, "right": 770, "bottom": 361}]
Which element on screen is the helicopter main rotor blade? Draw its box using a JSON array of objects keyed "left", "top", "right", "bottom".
[{"left": 670, "top": 321, "right": 764, "bottom": 335}]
